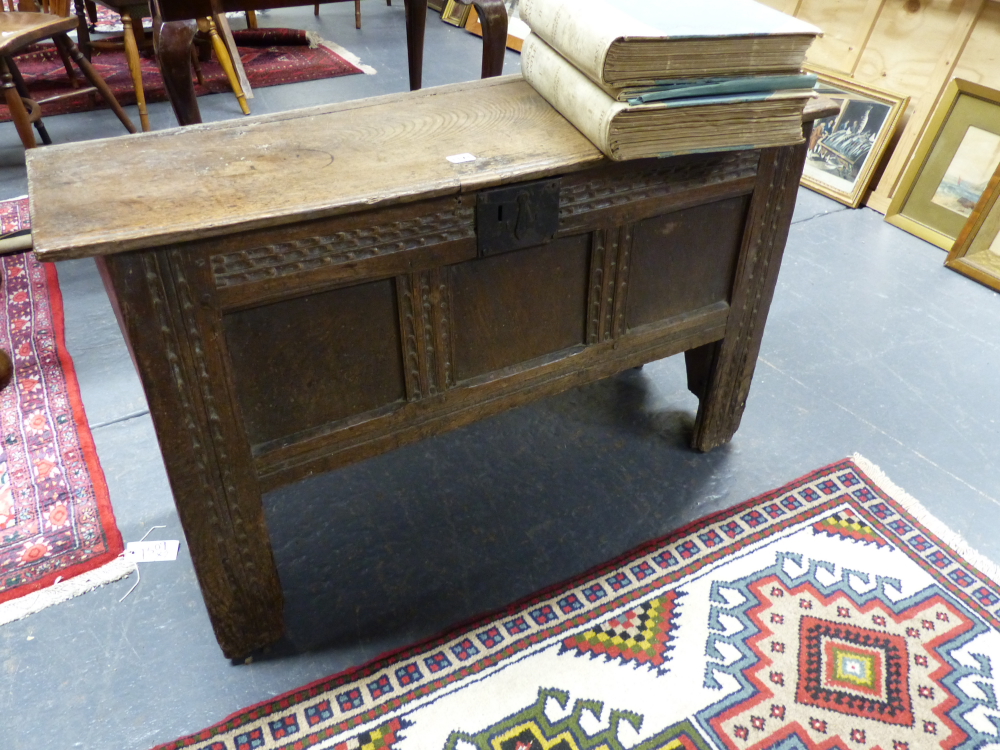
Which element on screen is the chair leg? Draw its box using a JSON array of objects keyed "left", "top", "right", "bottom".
[
  {"left": 73, "top": 0, "right": 93, "bottom": 60},
  {"left": 354, "top": 0, "right": 361, "bottom": 28},
  {"left": 245, "top": 9, "right": 257, "bottom": 28},
  {"left": 0, "top": 57, "right": 36, "bottom": 148},
  {"left": 203, "top": 16, "right": 250, "bottom": 115},
  {"left": 53, "top": 36, "right": 81, "bottom": 89},
  {"left": 84, "top": 0, "right": 98, "bottom": 25},
  {"left": 313, "top": 3, "right": 319, "bottom": 14},
  {"left": 52, "top": 34, "right": 137, "bottom": 134},
  {"left": 121, "top": 11, "right": 151, "bottom": 131},
  {"left": 5, "top": 57, "right": 51, "bottom": 145},
  {"left": 190, "top": 46, "right": 205, "bottom": 85}
]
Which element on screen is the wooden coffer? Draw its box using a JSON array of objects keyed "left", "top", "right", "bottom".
[{"left": 211, "top": 151, "right": 758, "bottom": 493}]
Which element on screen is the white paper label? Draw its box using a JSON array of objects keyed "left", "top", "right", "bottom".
[
  {"left": 124, "top": 540, "right": 180, "bottom": 562},
  {"left": 446, "top": 153, "right": 476, "bottom": 164}
]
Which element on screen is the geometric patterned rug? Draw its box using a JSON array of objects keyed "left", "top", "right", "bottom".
[
  {"left": 155, "top": 456, "right": 1000, "bottom": 750},
  {"left": 0, "top": 202, "right": 128, "bottom": 623},
  {"left": 0, "top": 28, "right": 367, "bottom": 122}
]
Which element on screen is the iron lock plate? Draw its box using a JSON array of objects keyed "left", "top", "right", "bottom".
[{"left": 475, "top": 178, "right": 561, "bottom": 257}]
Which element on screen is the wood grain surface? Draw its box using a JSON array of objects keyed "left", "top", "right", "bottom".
[{"left": 28, "top": 77, "right": 602, "bottom": 260}]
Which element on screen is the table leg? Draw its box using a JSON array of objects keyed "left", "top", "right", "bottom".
[
  {"left": 403, "top": 0, "right": 426, "bottom": 91},
  {"left": 97, "top": 251, "right": 284, "bottom": 659},
  {"left": 156, "top": 19, "right": 202, "bottom": 126},
  {"left": 687, "top": 138, "right": 810, "bottom": 452},
  {"left": 471, "top": 0, "right": 507, "bottom": 78}
]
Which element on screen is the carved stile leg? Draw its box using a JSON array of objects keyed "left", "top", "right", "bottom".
[
  {"left": 97, "top": 252, "right": 285, "bottom": 659},
  {"left": 688, "top": 135, "right": 811, "bottom": 452}
]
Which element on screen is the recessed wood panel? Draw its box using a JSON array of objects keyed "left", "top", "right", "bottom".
[
  {"left": 626, "top": 197, "right": 749, "bottom": 329},
  {"left": 450, "top": 235, "right": 591, "bottom": 381},
  {"left": 224, "top": 280, "right": 406, "bottom": 446}
]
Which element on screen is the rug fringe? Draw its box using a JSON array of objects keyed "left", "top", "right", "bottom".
[
  {"left": 318, "top": 38, "right": 377, "bottom": 75},
  {"left": 852, "top": 453, "right": 1000, "bottom": 585},
  {"left": 0, "top": 556, "right": 134, "bottom": 626}
]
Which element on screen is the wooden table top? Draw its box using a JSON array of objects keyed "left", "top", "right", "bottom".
[
  {"left": 28, "top": 77, "right": 602, "bottom": 261},
  {"left": 27, "top": 75, "right": 835, "bottom": 262}
]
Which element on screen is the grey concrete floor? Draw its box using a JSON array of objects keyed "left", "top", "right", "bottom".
[{"left": 2, "top": 4, "right": 1000, "bottom": 749}]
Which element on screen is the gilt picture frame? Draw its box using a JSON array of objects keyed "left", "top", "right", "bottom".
[
  {"left": 801, "top": 68, "right": 908, "bottom": 208},
  {"left": 944, "top": 161, "right": 1000, "bottom": 293},
  {"left": 442, "top": 0, "right": 473, "bottom": 26},
  {"left": 465, "top": 0, "right": 529, "bottom": 52},
  {"left": 886, "top": 79, "right": 1000, "bottom": 250}
]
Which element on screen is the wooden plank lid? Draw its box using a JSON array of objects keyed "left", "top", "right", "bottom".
[{"left": 27, "top": 77, "right": 603, "bottom": 260}]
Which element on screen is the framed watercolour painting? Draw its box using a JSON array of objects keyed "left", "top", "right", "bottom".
[
  {"left": 886, "top": 79, "right": 1000, "bottom": 250},
  {"left": 945, "top": 161, "right": 1000, "bottom": 293},
  {"left": 801, "top": 68, "right": 908, "bottom": 208}
]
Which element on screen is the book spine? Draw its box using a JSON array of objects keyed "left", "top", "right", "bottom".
[
  {"left": 520, "top": 0, "right": 618, "bottom": 86},
  {"left": 521, "top": 34, "right": 625, "bottom": 158}
]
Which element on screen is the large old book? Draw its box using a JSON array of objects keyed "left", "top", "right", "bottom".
[
  {"left": 521, "top": 33, "right": 813, "bottom": 160},
  {"left": 519, "top": 0, "right": 821, "bottom": 87}
]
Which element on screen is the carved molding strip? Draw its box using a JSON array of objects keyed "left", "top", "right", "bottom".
[
  {"left": 397, "top": 269, "right": 453, "bottom": 401},
  {"left": 561, "top": 151, "right": 758, "bottom": 219},
  {"left": 586, "top": 224, "right": 634, "bottom": 344},
  {"left": 212, "top": 206, "right": 476, "bottom": 288}
]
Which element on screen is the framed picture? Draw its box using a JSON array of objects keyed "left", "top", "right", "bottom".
[
  {"left": 428, "top": 0, "right": 446, "bottom": 11},
  {"left": 441, "top": 0, "right": 473, "bottom": 27},
  {"left": 944, "top": 161, "right": 1000, "bottom": 292},
  {"left": 465, "top": 0, "right": 530, "bottom": 52},
  {"left": 801, "top": 68, "right": 908, "bottom": 208},
  {"left": 886, "top": 79, "right": 1000, "bottom": 250}
]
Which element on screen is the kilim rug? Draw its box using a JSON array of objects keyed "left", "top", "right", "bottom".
[
  {"left": 156, "top": 456, "right": 1000, "bottom": 750},
  {"left": 0, "top": 197, "right": 130, "bottom": 625},
  {"left": 0, "top": 28, "right": 370, "bottom": 122}
]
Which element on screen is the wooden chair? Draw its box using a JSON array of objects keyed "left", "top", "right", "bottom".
[
  {"left": 311, "top": 0, "right": 383, "bottom": 30},
  {"left": 0, "top": 0, "right": 136, "bottom": 147},
  {"left": 81, "top": 0, "right": 249, "bottom": 131}
]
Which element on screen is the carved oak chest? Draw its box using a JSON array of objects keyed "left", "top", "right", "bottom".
[{"left": 27, "top": 76, "right": 825, "bottom": 658}]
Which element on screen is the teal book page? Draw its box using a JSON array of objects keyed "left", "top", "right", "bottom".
[{"left": 629, "top": 74, "right": 817, "bottom": 105}]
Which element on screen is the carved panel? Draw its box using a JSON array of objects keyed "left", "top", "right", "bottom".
[
  {"left": 586, "top": 225, "right": 634, "bottom": 344},
  {"left": 212, "top": 205, "right": 476, "bottom": 288},
  {"left": 561, "top": 151, "right": 758, "bottom": 219},
  {"left": 397, "top": 268, "right": 453, "bottom": 401}
]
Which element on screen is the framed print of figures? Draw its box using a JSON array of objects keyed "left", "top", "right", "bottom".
[
  {"left": 802, "top": 68, "right": 908, "bottom": 208},
  {"left": 886, "top": 79, "right": 1000, "bottom": 250},
  {"left": 945, "top": 161, "right": 1000, "bottom": 293}
]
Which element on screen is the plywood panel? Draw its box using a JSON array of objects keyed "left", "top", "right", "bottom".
[
  {"left": 756, "top": 0, "right": 802, "bottom": 16},
  {"left": 953, "top": 2, "right": 1000, "bottom": 88},
  {"left": 854, "top": 0, "right": 969, "bottom": 95},
  {"left": 797, "top": 0, "right": 883, "bottom": 73}
]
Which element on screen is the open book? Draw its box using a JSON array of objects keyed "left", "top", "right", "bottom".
[
  {"left": 522, "top": 33, "right": 814, "bottom": 161},
  {"left": 519, "top": 0, "right": 821, "bottom": 87}
]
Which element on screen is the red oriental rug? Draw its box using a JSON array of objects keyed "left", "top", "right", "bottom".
[
  {"left": 0, "top": 197, "right": 129, "bottom": 625},
  {"left": 155, "top": 456, "right": 1000, "bottom": 750},
  {"left": 0, "top": 28, "right": 368, "bottom": 122}
]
